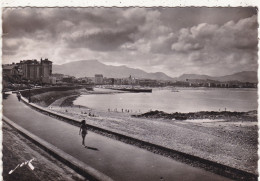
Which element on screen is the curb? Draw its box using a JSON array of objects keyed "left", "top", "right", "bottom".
[
  {"left": 20, "top": 95, "right": 258, "bottom": 181},
  {"left": 2, "top": 115, "right": 113, "bottom": 181}
]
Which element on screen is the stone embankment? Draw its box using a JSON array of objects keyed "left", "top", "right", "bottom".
[{"left": 20, "top": 86, "right": 83, "bottom": 107}]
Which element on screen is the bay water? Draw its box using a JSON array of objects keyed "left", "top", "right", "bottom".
[{"left": 73, "top": 88, "right": 257, "bottom": 113}]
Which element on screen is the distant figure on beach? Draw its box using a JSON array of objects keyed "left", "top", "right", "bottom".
[{"left": 79, "top": 120, "right": 88, "bottom": 146}]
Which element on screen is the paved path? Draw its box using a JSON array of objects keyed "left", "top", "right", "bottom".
[{"left": 3, "top": 93, "right": 232, "bottom": 181}]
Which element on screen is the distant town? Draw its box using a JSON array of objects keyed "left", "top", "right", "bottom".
[{"left": 3, "top": 58, "right": 257, "bottom": 91}]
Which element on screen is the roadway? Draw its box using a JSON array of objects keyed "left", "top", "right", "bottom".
[{"left": 3, "top": 93, "right": 232, "bottom": 181}]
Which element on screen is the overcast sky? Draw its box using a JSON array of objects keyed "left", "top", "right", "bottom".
[{"left": 2, "top": 7, "right": 258, "bottom": 77}]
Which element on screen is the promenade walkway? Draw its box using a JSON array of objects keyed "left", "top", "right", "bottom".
[{"left": 3, "top": 93, "right": 232, "bottom": 181}]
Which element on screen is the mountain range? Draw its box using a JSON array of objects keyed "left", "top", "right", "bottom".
[
  {"left": 53, "top": 60, "right": 257, "bottom": 83},
  {"left": 175, "top": 71, "right": 258, "bottom": 83},
  {"left": 53, "top": 60, "right": 173, "bottom": 80}
]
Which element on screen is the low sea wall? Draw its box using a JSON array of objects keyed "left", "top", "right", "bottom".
[
  {"left": 17, "top": 86, "right": 82, "bottom": 107},
  {"left": 19, "top": 86, "right": 82, "bottom": 97}
]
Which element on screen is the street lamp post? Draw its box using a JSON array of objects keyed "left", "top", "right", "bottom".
[
  {"left": 41, "top": 75, "right": 43, "bottom": 87},
  {"left": 28, "top": 88, "right": 31, "bottom": 103}
]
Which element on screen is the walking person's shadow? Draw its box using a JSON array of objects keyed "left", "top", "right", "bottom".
[{"left": 85, "top": 146, "right": 99, "bottom": 151}]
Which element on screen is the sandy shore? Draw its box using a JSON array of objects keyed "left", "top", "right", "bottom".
[{"left": 45, "top": 90, "right": 258, "bottom": 175}]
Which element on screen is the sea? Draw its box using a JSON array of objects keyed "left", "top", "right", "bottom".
[{"left": 73, "top": 87, "right": 258, "bottom": 113}]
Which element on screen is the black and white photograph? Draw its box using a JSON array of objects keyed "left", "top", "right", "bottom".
[{"left": 2, "top": 4, "right": 258, "bottom": 181}]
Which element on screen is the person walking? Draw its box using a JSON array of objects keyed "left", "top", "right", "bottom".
[
  {"left": 79, "top": 120, "right": 88, "bottom": 146},
  {"left": 17, "top": 91, "right": 21, "bottom": 102}
]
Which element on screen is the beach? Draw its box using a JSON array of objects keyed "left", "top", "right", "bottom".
[{"left": 41, "top": 88, "right": 258, "bottom": 175}]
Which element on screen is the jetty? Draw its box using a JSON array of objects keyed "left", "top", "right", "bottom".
[{"left": 107, "top": 86, "right": 152, "bottom": 93}]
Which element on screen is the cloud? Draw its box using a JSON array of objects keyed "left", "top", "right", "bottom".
[
  {"left": 158, "top": 7, "right": 257, "bottom": 31},
  {"left": 65, "top": 27, "right": 138, "bottom": 51},
  {"left": 2, "top": 8, "right": 258, "bottom": 77},
  {"left": 2, "top": 39, "right": 24, "bottom": 55},
  {"left": 151, "top": 15, "right": 257, "bottom": 54},
  {"left": 171, "top": 41, "right": 204, "bottom": 52},
  {"left": 149, "top": 16, "right": 257, "bottom": 76}
]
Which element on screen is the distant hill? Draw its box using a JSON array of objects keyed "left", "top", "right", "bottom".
[
  {"left": 217, "top": 71, "right": 258, "bottom": 82},
  {"left": 175, "top": 71, "right": 257, "bottom": 83},
  {"left": 53, "top": 60, "right": 257, "bottom": 82},
  {"left": 176, "top": 74, "right": 212, "bottom": 81},
  {"left": 53, "top": 60, "right": 174, "bottom": 80}
]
